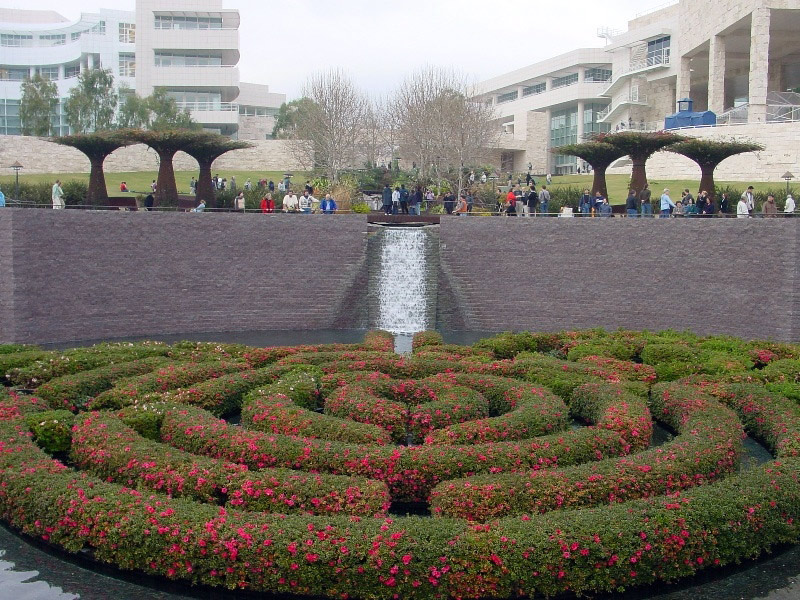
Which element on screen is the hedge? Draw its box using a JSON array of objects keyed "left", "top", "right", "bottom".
[{"left": 2, "top": 331, "right": 800, "bottom": 600}]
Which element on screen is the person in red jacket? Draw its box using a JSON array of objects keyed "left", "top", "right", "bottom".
[
  {"left": 261, "top": 193, "right": 275, "bottom": 213},
  {"left": 506, "top": 188, "right": 517, "bottom": 216}
]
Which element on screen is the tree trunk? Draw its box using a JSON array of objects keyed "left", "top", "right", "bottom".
[
  {"left": 591, "top": 165, "right": 609, "bottom": 199},
  {"left": 87, "top": 155, "right": 109, "bottom": 206},
  {"left": 155, "top": 149, "right": 178, "bottom": 207},
  {"left": 196, "top": 158, "right": 216, "bottom": 207},
  {"left": 629, "top": 155, "right": 648, "bottom": 195},
  {"left": 699, "top": 164, "right": 717, "bottom": 202}
]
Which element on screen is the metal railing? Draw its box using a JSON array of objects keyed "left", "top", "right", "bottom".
[
  {"left": 176, "top": 102, "right": 238, "bottom": 112},
  {"left": 627, "top": 49, "right": 671, "bottom": 73}
]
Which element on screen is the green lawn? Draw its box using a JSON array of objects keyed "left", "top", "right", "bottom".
[{"left": 0, "top": 170, "right": 793, "bottom": 205}]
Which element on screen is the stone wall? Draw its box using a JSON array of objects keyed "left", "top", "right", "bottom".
[
  {"left": 3, "top": 211, "right": 800, "bottom": 345},
  {"left": 608, "top": 121, "right": 800, "bottom": 182},
  {"left": 439, "top": 217, "right": 799, "bottom": 342},
  {"left": 0, "top": 210, "right": 369, "bottom": 344},
  {"left": 0, "top": 135, "right": 304, "bottom": 175}
]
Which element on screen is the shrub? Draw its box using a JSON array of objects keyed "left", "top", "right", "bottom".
[{"left": 25, "top": 409, "right": 75, "bottom": 453}]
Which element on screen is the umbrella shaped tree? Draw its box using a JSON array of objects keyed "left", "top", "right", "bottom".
[
  {"left": 52, "top": 129, "right": 135, "bottom": 206},
  {"left": 597, "top": 131, "right": 688, "bottom": 193},
  {"left": 130, "top": 129, "right": 213, "bottom": 206},
  {"left": 182, "top": 133, "right": 253, "bottom": 207},
  {"left": 554, "top": 142, "right": 628, "bottom": 199},
  {"left": 667, "top": 139, "right": 764, "bottom": 201}
]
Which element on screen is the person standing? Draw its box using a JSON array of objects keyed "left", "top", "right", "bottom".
[
  {"left": 593, "top": 191, "right": 605, "bottom": 216},
  {"left": 381, "top": 184, "right": 393, "bottom": 215},
  {"left": 320, "top": 193, "right": 337, "bottom": 214},
  {"left": 391, "top": 187, "right": 401, "bottom": 215},
  {"left": 514, "top": 186, "right": 526, "bottom": 217},
  {"left": 144, "top": 194, "right": 154, "bottom": 211},
  {"left": 762, "top": 194, "right": 778, "bottom": 218},
  {"left": 719, "top": 193, "right": 730, "bottom": 216},
  {"left": 785, "top": 193, "right": 795, "bottom": 217},
  {"left": 455, "top": 194, "right": 468, "bottom": 215},
  {"left": 283, "top": 189, "right": 299, "bottom": 213},
  {"left": 151, "top": 180, "right": 157, "bottom": 194},
  {"left": 0, "top": 185, "right": 5, "bottom": 208},
  {"left": 190, "top": 177, "right": 197, "bottom": 195},
  {"left": 737, "top": 194, "right": 750, "bottom": 218},
  {"left": 625, "top": 189, "right": 638, "bottom": 217},
  {"left": 443, "top": 190, "right": 456, "bottom": 215},
  {"left": 682, "top": 188, "right": 694, "bottom": 206},
  {"left": 399, "top": 184, "right": 409, "bottom": 214},
  {"left": 701, "top": 193, "right": 715, "bottom": 217},
  {"left": 408, "top": 187, "right": 422, "bottom": 216},
  {"left": 579, "top": 188, "right": 592, "bottom": 216},
  {"left": 659, "top": 188, "right": 675, "bottom": 218},
  {"left": 742, "top": 186, "right": 755, "bottom": 216},
  {"left": 539, "top": 186, "right": 550, "bottom": 216},
  {"left": 230, "top": 176, "right": 236, "bottom": 193},
  {"left": 505, "top": 187, "right": 516, "bottom": 216},
  {"left": 639, "top": 184, "right": 652, "bottom": 217},
  {"left": 527, "top": 186, "right": 539, "bottom": 216},
  {"left": 51, "top": 179, "right": 65, "bottom": 209},
  {"left": 234, "top": 191, "right": 245, "bottom": 212}
]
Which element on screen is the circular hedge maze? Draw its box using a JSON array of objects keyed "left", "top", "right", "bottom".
[{"left": 1, "top": 329, "right": 799, "bottom": 599}]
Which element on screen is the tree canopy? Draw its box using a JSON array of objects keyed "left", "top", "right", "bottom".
[
  {"left": 64, "top": 68, "right": 118, "bottom": 134},
  {"left": 117, "top": 88, "right": 198, "bottom": 130},
  {"left": 555, "top": 142, "right": 628, "bottom": 198},
  {"left": 595, "top": 131, "right": 688, "bottom": 192},
  {"left": 20, "top": 74, "right": 58, "bottom": 136},
  {"left": 182, "top": 133, "right": 253, "bottom": 205}
]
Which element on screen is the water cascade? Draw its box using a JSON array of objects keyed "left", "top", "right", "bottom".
[{"left": 368, "top": 226, "right": 439, "bottom": 352}]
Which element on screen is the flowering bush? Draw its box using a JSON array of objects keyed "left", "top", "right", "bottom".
[{"left": 1, "top": 330, "right": 799, "bottom": 600}]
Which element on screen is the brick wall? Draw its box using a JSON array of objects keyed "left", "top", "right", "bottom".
[
  {"left": 0, "top": 211, "right": 369, "bottom": 344},
  {"left": 3, "top": 211, "right": 799, "bottom": 345},
  {"left": 439, "top": 217, "right": 799, "bottom": 342}
]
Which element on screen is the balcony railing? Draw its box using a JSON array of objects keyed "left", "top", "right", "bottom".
[
  {"left": 177, "top": 101, "right": 238, "bottom": 112},
  {"left": 627, "top": 49, "right": 671, "bottom": 74}
]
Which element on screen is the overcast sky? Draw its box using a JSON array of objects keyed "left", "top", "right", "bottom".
[{"left": 4, "top": 0, "right": 664, "bottom": 99}]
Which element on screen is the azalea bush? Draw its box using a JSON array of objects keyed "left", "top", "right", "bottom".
[{"left": 0, "top": 330, "right": 799, "bottom": 600}]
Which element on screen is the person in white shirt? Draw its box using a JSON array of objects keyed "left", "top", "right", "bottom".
[
  {"left": 391, "top": 187, "right": 401, "bottom": 215},
  {"left": 51, "top": 180, "right": 64, "bottom": 209},
  {"left": 785, "top": 194, "right": 795, "bottom": 216},
  {"left": 298, "top": 191, "right": 315, "bottom": 214},
  {"left": 741, "top": 186, "right": 755, "bottom": 215},
  {"left": 234, "top": 191, "right": 245, "bottom": 212},
  {"left": 737, "top": 196, "right": 750, "bottom": 218},
  {"left": 283, "top": 191, "right": 299, "bottom": 213}
]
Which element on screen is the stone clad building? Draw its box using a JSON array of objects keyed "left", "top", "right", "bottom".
[
  {"left": 0, "top": 0, "right": 285, "bottom": 139},
  {"left": 476, "top": 0, "right": 800, "bottom": 180}
]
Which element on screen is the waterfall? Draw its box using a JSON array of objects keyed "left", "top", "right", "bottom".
[{"left": 369, "top": 226, "right": 438, "bottom": 350}]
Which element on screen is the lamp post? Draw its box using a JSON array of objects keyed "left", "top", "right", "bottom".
[
  {"left": 10, "top": 161, "right": 22, "bottom": 200},
  {"left": 783, "top": 171, "right": 794, "bottom": 195}
]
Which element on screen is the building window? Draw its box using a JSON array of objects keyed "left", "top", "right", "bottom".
[
  {"left": 552, "top": 73, "right": 579, "bottom": 89},
  {"left": 497, "top": 90, "right": 518, "bottom": 104},
  {"left": 38, "top": 66, "right": 60, "bottom": 80},
  {"left": 119, "top": 54, "right": 135, "bottom": 77},
  {"left": 39, "top": 34, "right": 66, "bottom": 46},
  {"left": 119, "top": 22, "right": 135, "bottom": 43},
  {"left": 584, "top": 68, "right": 612, "bottom": 83},
  {"left": 154, "top": 15, "right": 223, "bottom": 30},
  {"left": 647, "top": 36, "right": 670, "bottom": 65},
  {"left": 91, "top": 21, "right": 106, "bottom": 34},
  {"left": 0, "top": 67, "right": 29, "bottom": 81},
  {"left": 166, "top": 90, "right": 222, "bottom": 110},
  {"left": 550, "top": 107, "right": 579, "bottom": 163},
  {"left": 64, "top": 64, "right": 81, "bottom": 79},
  {"left": 71, "top": 31, "right": 81, "bottom": 41},
  {"left": 154, "top": 52, "right": 223, "bottom": 67},
  {"left": 1, "top": 34, "right": 33, "bottom": 47},
  {"left": 583, "top": 103, "right": 611, "bottom": 136},
  {"left": 522, "top": 82, "right": 547, "bottom": 97},
  {"left": 500, "top": 151, "right": 515, "bottom": 173}
]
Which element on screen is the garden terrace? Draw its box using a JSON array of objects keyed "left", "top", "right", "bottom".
[{"left": 0, "top": 330, "right": 799, "bottom": 600}]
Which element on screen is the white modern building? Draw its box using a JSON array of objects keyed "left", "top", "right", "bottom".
[
  {"left": 0, "top": 0, "right": 284, "bottom": 138},
  {"left": 477, "top": 0, "right": 800, "bottom": 175}
]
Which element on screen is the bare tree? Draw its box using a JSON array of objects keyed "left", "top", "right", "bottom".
[
  {"left": 290, "top": 69, "right": 369, "bottom": 180},
  {"left": 392, "top": 67, "right": 497, "bottom": 194}
]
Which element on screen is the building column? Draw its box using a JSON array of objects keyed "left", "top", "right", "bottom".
[
  {"left": 708, "top": 35, "right": 726, "bottom": 114},
  {"left": 676, "top": 56, "right": 692, "bottom": 103},
  {"left": 578, "top": 69, "right": 585, "bottom": 83},
  {"left": 545, "top": 107, "right": 553, "bottom": 174},
  {"left": 748, "top": 7, "right": 771, "bottom": 123},
  {"left": 577, "top": 101, "right": 586, "bottom": 141}
]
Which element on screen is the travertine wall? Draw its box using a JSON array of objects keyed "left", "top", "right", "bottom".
[
  {"left": 0, "top": 135, "right": 304, "bottom": 175},
  {"left": 608, "top": 121, "right": 800, "bottom": 182}
]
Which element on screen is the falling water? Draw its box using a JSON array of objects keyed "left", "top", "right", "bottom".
[{"left": 370, "top": 226, "right": 438, "bottom": 351}]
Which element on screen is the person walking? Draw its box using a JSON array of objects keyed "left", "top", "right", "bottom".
[
  {"left": 382, "top": 184, "right": 393, "bottom": 215},
  {"left": 625, "top": 189, "right": 638, "bottom": 217},
  {"left": 408, "top": 187, "right": 422, "bottom": 216},
  {"left": 639, "top": 184, "right": 652, "bottom": 217},
  {"left": 392, "top": 187, "right": 401, "bottom": 215},
  {"left": 785, "top": 193, "right": 795, "bottom": 217},
  {"left": 719, "top": 193, "right": 730, "bottom": 216},
  {"left": 659, "top": 188, "right": 675, "bottom": 218},
  {"left": 399, "top": 184, "right": 409, "bottom": 214},
  {"left": 742, "top": 186, "right": 755, "bottom": 216},
  {"left": 762, "top": 194, "right": 778, "bottom": 218},
  {"left": 539, "top": 186, "right": 550, "bottom": 216},
  {"left": 51, "top": 179, "right": 65, "bottom": 209},
  {"left": 737, "top": 194, "right": 750, "bottom": 218}
]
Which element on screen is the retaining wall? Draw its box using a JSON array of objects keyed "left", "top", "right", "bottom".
[
  {"left": 0, "top": 135, "right": 304, "bottom": 175},
  {"left": 1, "top": 211, "right": 799, "bottom": 345}
]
